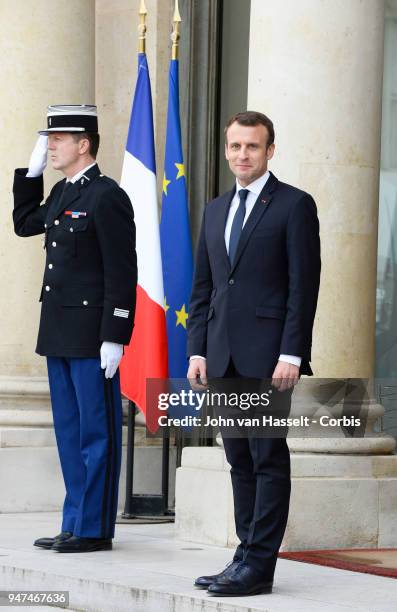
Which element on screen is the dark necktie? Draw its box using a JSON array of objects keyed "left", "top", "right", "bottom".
[
  {"left": 56, "top": 180, "right": 72, "bottom": 208},
  {"left": 48, "top": 180, "right": 73, "bottom": 226},
  {"left": 62, "top": 180, "right": 72, "bottom": 196},
  {"left": 229, "top": 189, "right": 249, "bottom": 265}
]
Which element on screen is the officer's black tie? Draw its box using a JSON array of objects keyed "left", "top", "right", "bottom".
[
  {"left": 62, "top": 181, "right": 72, "bottom": 195},
  {"left": 52, "top": 181, "right": 72, "bottom": 217},
  {"left": 229, "top": 188, "right": 249, "bottom": 265}
]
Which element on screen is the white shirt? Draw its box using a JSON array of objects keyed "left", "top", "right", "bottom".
[
  {"left": 67, "top": 162, "right": 97, "bottom": 184},
  {"left": 224, "top": 171, "right": 270, "bottom": 253},
  {"left": 191, "top": 170, "right": 301, "bottom": 369}
]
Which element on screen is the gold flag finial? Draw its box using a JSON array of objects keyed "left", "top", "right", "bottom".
[
  {"left": 171, "top": 0, "right": 181, "bottom": 60},
  {"left": 138, "top": 0, "right": 147, "bottom": 54}
]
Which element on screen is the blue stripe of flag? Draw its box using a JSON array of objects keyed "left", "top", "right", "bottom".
[{"left": 125, "top": 53, "right": 156, "bottom": 174}]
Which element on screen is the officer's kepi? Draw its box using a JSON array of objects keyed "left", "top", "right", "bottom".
[{"left": 38, "top": 104, "right": 98, "bottom": 135}]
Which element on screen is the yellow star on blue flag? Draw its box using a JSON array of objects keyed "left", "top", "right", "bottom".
[
  {"left": 175, "top": 163, "right": 185, "bottom": 179},
  {"left": 163, "top": 172, "right": 171, "bottom": 195},
  {"left": 175, "top": 304, "right": 188, "bottom": 329}
]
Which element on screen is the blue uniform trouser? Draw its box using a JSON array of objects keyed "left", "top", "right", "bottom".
[{"left": 46, "top": 357, "right": 122, "bottom": 539}]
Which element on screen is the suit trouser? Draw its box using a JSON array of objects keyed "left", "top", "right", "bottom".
[
  {"left": 219, "top": 360, "right": 291, "bottom": 578},
  {"left": 46, "top": 357, "right": 122, "bottom": 539}
]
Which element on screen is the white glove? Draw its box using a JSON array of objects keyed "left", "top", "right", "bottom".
[
  {"left": 100, "top": 342, "right": 123, "bottom": 379},
  {"left": 26, "top": 135, "right": 48, "bottom": 177}
]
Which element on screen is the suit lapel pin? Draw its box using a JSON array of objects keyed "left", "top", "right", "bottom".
[{"left": 261, "top": 198, "right": 267, "bottom": 204}]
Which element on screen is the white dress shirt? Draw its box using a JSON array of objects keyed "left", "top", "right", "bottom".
[
  {"left": 191, "top": 171, "right": 301, "bottom": 369},
  {"left": 224, "top": 171, "right": 270, "bottom": 253}
]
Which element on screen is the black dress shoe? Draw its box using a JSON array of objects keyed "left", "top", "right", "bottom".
[
  {"left": 34, "top": 531, "right": 72, "bottom": 550},
  {"left": 194, "top": 560, "right": 241, "bottom": 589},
  {"left": 207, "top": 563, "right": 273, "bottom": 596},
  {"left": 52, "top": 536, "right": 112, "bottom": 553}
]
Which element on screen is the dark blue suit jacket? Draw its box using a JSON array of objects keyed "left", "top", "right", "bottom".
[{"left": 187, "top": 172, "right": 321, "bottom": 378}]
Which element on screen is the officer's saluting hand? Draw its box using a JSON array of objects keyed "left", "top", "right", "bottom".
[{"left": 26, "top": 135, "right": 48, "bottom": 177}]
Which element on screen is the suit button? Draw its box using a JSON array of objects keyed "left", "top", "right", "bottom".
[
  {"left": 83, "top": 300, "right": 88, "bottom": 306},
  {"left": 48, "top": 264, "right": 53, "bottom": 269},
  {"left": 54, "top": 220, "right": 59, "bottom": 225},
  {"left": 44, "top": 223, "right": 47, "bottom": 228},
  {"left": 229, "top": 279, "right": 235, "bottom": 285},
  {"left": 69, "top": 227, "right": 74, "bottom": 233},
  {"left": 52, "top": 241, "right": 57, "bottom": 247},
  {"left": 45, "top": 285, "right": 50, "bottom": 292}
]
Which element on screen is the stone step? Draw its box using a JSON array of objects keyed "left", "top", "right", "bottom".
[
  {"left": 0, "top": 426, "right": 131, "bottom": 448},
  {"left": 176, "top": 447, "right": 397, "bottom": 550},
  {"left": 1, "top": 513, "right": 396, "bottom": 612},
  {"left": 0, "top": 444, "right": 176, "bottom": 512},
  {"left": 0, "top": 425, "right": 161, "bottom": 448}
]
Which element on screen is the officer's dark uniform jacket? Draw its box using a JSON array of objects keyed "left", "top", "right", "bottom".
[{"left": 13, "top": 163, "right": 137, "bottom": 358}]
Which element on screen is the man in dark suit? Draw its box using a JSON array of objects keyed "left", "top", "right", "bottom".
[
  {"left": 13, "top": 105, "right": 137, "bottom": 553},
  {"left": 187, "top": 111, "right": 320, "bottom": 595}
]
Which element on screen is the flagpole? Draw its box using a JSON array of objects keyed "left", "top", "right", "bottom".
[
  {"left": 163, "top": 0, "right": 180, "bottom": 500},
  {"left": 124, "top": 0, "right": 148, "bottom": 522},
  {"left": 167, "top": 0, "right": 193, "bottom": 467},
  {"left": 171, "top": 0, "right": 181, "bottom": 60},
  {"left": 138, "top": 0, "right": 147, "bottom": 54}
]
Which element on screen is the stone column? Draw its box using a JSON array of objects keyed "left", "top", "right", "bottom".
[
  {"left": 176, "top": 0, "right": 397, "bottom": 550},
  {"left": 0, "top": 0, "right": 95, "bottom": 378},
  {"left": 248, "top": 0, "right": 394, "bottom": 454},
  {"left": 0, "top": 0, "right": 95, "bottom": 511},
  {"left": 248, "top": 0, "right": 384, "bottom": 380},
  {"left": 247, "top": 0, "right": 395, "bottom": 548}
]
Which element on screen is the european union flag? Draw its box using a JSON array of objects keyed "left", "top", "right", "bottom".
[{"left": 160, "top": 59, "right": 193, "bottom": 380}]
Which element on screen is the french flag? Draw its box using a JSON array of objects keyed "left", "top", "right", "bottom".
[{"left": 119, "top": 52, "right": 168, "bottom": 433}]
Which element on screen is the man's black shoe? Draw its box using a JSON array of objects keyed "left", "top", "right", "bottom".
[
  {"left": 34, "top": 531, "right": 72, "bottom": 550},
  {"left": 207, "top": 563, "right": 273, "bottom": 596},
  {"left": 194, "top": 560, "right": 241, "bottom": 589},
  {"left": 52, "top": 536, "right": 112, "bottom": 553}
]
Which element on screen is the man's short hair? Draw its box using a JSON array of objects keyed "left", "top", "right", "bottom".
[
  {"left": 224, "top": 111, "right": 275, "bottom": 148},
  {"left": 72, "top": 132, "right": 100, "bottom": 158}
]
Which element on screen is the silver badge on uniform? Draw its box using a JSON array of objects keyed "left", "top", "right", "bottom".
[{"left": 114, "top": 308, "right": 129, "bottom": 319}]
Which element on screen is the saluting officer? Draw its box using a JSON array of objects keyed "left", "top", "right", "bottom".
[{"left": 12, "top": 105, "right": 137, "bottom": 553}]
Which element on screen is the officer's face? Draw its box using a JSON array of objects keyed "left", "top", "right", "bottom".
[
  {"left": 48, "top": 133, "right": 82, "bottom": 174},
  {"left": 225, "top": 122, "right": 275, "bottom": 187}
]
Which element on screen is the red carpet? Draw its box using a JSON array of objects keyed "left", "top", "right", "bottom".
[{"left": 279, "top": 549, "right": 397, "bottom": 579}]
